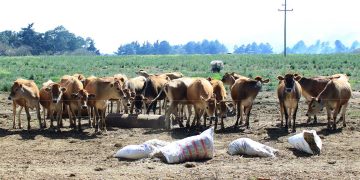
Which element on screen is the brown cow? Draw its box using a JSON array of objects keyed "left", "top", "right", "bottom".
[
  {"left": 39, "top": 80, "right": 66, "bottom": 131},
  {"left": 109, "top": 74, "right": 129, "bottom": 113},
  {"left": 59, "top": 75, "right": 88, "bottom": 131},
  {"left": 84, "top": 77, "right": 127, "bottom": 132},
  {"left": 208, "top": 78, "right": 228, "bottom": 130},
  {"left": 8, "top": 79, "right": 43, "bottom": 130},
  {"left": 187, "top": 78, "right": 217, "bottom": 127},
  {"left": 226, "top": 76, "right": 269, "bottom": 129},
  {"left": 125, "top": 76, "right": 147, "bottom": 114},
  {"left": 294, "top": 74, "right": 330, "bottom": 123},
  {"left": 152, "top": 77, "right": 195, "bottom": 129},
  {"left": 306, "top": 76, "right": 352, "bottom": 130},
  {"left": 73, "top": 73, "right": 86, "bottom": 85},
  {"left": 277, "top": 74, "right": 302, "bottom": 132},
  {"left": 221, "top": 72, "right": 249, "bottom": 86},
  {"left": 143, "top": 74, "right": 170, "bottom": 115}
]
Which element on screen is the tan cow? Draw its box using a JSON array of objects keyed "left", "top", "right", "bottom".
[
  {"left": 109, "top": 74, "right": 129, "bottom": 113},
  {"left": 294, "top": 74, "right": 330, "bottom": 123},
  {"left": 187, "top": 78, "right": 217, "bottom": 127},
  {"left": 277, "top": 74, "right": 302, "bottom": 132},
  {"left": 136, "top": 69, "right": 184, "bottom": 80},
  {"left": 39, "top": 80, "right": 66, "bottom": 131},
  {"left": 221, "top": 72, "right": 249, "bottom": 86},
  {"left": 8, "top": 79, "right": 43, "bottom": 130},
  {"left": 208, "top": 78, "right": 228, "bottom": 130},
  {"left": 152, "top": 77, "right": 195, "bottom": 129},
  {"left": 125, "top": 76, "right": 147, "bottom": 114},
  {"left": 306, "top": 76, "right": 352, "bottom": 130},
  {"left": 225, "top": 76, "right": 269, "bottom": 129},
  {"left": 84, "top": 77, "right": 127, "bottom": 132},
  {"left": 73, "top": 73, "right": 86, "bottom": 85},
  {"left": 59, "top": 75, "right": 88, "bottom": 131},
  {"left": 143, "top": 74, "right": 170, "bottom": 115}
]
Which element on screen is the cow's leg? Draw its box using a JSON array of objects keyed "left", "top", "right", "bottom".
[
  {"left": 24, "top": 106, "right": 31, "bottom": 130},
  {"left": 279, "top": 102, "right": 284, "bottom": 127},
  {"left": 313, "top": 115, "right": 317, "bottom": 124},
  {"left": 203, "top": 111, "right": 207, "bottom": 127},
  {"left": 102, "top": 109, "right": 107, "bottom": 132},
  {"left": 292, "top": 104, "right": 298, "bottom": 133},
  {"left": 152, "top": 101, "right": 157, "bottom": 114},
  {"left": 165, "top": 102, "right": 177, "bottom": 130},
  {"left": 49, "top": 109, "right": 54, "bottom": 128},
  {"left": 326, "top": 107, "right": 331, "bottom": 129},
  {"left": 12, "top": 102, "right": 16, "bottom": 129},
  {"left": 341, "top": 103, "right": 348, "bottom": 127},
  {"left": 245, "top": 105, "right": 253, "bottom": 129},
  {"left": 191, "top": 108, "right": 199, "bottom": 127},
  {"left": 283, "top": 104, "right": 289, "bottom": 130},
  {"left": 288, "top": 108, "right": 292, "bottom": 127},
  {"left": 36, "top": 103, "right": 43, "bottom": 129},
  {"left": 332, "top": 104, "right": 341, "bottom": 130},
  {"left": 18, "top": 106, "right": 23, "bottom": 129},
  {"left": 214, "top": 109, "right": 218, "bottom": 130},
  {"left": 94, "top": 108, "right": 100, "bottom": 132},
  {"left": 56, "top": 108, "right": 62, "bottom": 132},
  {"left": 158, "top": 100, "right": 162, "bottom": 115},
  {"left": 130, "top": 101, "right": 134, "bottom": 114},
  {"left": 87, "top": 107, "right": 92, "bottom": 128},
  {"left": 234, "top": 102, "right": 241, "bottom": 128},
  {"left": 78, "top": 107, "right": 82, "bottom": 132}
]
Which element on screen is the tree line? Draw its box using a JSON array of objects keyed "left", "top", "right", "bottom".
[
  {"left": 1, "top": 23, "right": 359, "bottom": 56},
  {"left": 0, "top": 23, "right": 100, "bottom": 56}
]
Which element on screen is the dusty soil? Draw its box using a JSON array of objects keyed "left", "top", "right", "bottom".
[{"left": 0, "top": 91, "right": 359, "bottom": 179}]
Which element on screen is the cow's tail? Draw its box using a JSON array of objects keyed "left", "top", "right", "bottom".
[{"left": 146, "top": 83, "right": 168, "bottom": 114}]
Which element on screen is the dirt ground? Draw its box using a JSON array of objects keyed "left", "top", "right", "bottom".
[{"left": 0, "top": 91, "right": 359, "bottom": 179}]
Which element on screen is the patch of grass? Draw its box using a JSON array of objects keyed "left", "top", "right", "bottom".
[{"left": 0, "top": 54, "right": 359, "bottom": 92}]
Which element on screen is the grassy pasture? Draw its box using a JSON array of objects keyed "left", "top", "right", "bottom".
[{"left": 0, "top": 54, "right": 359, "bottom": 92}]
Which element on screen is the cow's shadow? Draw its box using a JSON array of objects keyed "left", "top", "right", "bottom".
[
  {"left": 317, "top": 127, "right": 343, "bottom": 136},
  {"left": 287, "top": 147, "right": 314, "bottom": 157},
  {"left": 265, "top": 127, "right": 289, "bottom": 140},
  {"left": 0, "top": 127, "right": 97, "bottom": 140}
]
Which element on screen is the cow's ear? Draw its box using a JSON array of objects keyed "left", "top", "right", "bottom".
[
  {"left": 277, "top": 76, "right": 284, "bottom": 80},
  {"left": 61, "top": 87, "right": 67, "bottom": 92},
  {"left": 110, "top": 83, "right": 114, "bottom": 87},
  {"left": 45, "top": 87, "right": 51, "bottom": 92},
  {"left": 207, "top": 77, "right": 212, "bottom": 81},
  {"left": 294, "top": 75, "right": 301, "bottom": 81},
  {"left": 255, "top": 76, "right": 262, "bottom": 81}
]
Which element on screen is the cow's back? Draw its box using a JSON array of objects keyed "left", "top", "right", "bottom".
[{"left": 187, "top": 78, "right": 213, "bottom": 104}]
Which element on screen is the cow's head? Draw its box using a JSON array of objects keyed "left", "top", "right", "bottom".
[
  {"left": 8, "top": 82, "right": 23, "bottom": 100},
  {"left": 277, "top": 74, "right": 301, "bottom": 93},
  {"left": 254, "top": 76, "right": 270, "bottom": 84},
  {"left": 221, "top": 72, "right": 236, "bottom": 85},
  {"left": 46, "top": 84, "right": 66, "bottom": 104},
  {"left": 71, "top": 89, "right": 94, "bottom": 109},
  {"left": 109, "top": 80, "right": 127, "bottom": 99},
  {"left": 217, "top": 100, "right": 227, "bottom": 118},
  {"left": 201, "top": 94, "right": 217, "bottom": 120},
  {"left": 306, "top": 97, "right": 324, "bottom": 116}
]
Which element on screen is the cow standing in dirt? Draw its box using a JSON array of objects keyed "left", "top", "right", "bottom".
[
  {"left": 306, "top": 75, "right": 352, "bottom": 130},
  {"left": 8, "top": 79, "right": 43, "bottom": 130},
  {"left": 187, "top": 78, "right": 217, "bottom": 127},
  {"left": 143, "top": 74, "right": 170, "bottom": 115},
  {"left": 59, "top": 75, "right": 89, "bottom": 131},
  {"left": 277, "top": 74, "right": 302, "bottom": 132},
  {"left": 223, "top": 74, "right": 269, "bottom": 129},
  {"left": 208, "top": 78, "right": 228, "bottom": 130},
  {"left": 39, "top": 80, "right": 66, "bottom": 131},
  {"left": 84, "top": 77, "right": 127, "bottom": 132},
  {"left": 294, "top": 74, "right": 330, "bottom": 124},
  {"left": 125, "top": 76, "right": 147, "bottom": 114}
]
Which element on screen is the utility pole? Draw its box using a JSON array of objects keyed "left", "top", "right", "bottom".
[{"left": 278, "top": 0, "right": 293, "bottom": 57}]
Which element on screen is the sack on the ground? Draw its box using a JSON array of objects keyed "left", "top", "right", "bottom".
[
  {"left": 114, "top": 144, "right": 155, "bottom": 159},
  {"left": 155, "top": 127, "right": 214, "bottom": 164},
  {"left": 227, "top": 138, "right": 278, "bottom": 158},
  {"left": 288, "top": 130, "right": 322, "bottom": 155}
]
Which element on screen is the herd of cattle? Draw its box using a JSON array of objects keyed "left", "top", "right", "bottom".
[{"left": 6, "top": 69, "right": 352, "bottom": 133}]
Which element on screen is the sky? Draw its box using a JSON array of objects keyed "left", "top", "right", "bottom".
[{"left": 0, "top": 0, "right": 359, "bottom": 54}]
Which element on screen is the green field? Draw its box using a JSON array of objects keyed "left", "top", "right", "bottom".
[{"left": 0, "top": 54, "right": 359, "bottom": 92}]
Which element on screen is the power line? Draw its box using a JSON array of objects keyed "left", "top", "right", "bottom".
[{"left": 278, "top": 0, "right": 293, "bottom": 57}]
